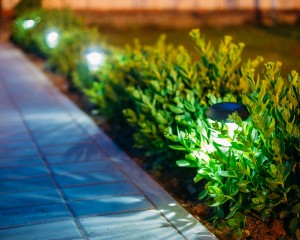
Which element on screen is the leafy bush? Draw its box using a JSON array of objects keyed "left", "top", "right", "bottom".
[
  {"left": 11, "top": 9, "right": 83, "bottom": 56},
  {"left": 13, "top": 0, "right": 42, "bottom": 17},
  {"left": 82, "top": 37, "right": 170, "bottom": 122},
  {"left": 10, "top": 9, "right": 43, "bottom": 53},
  {"left": 167, "top": 62, "right": 300, "bottom": 237},
  {"left": 48, "top": 27, "right": 105, "bottom": 77},
  {"left": 122, "top": 29, "right": 262, "bottom": 166}
]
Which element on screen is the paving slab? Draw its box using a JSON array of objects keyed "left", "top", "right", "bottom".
[
  {"left": 0, "top": 42, "right": 217, "bottom": 239},
  {"left": 0, "top": 189, "right": 63, "bottom": 209},
  {"left": 0, "top": 176, "right": 55, "bottom": 193},
  {"left": 80, "top": 209, "right": 178, "bottom": 236},
  {"left": 0, "top": 220, "right": 82, "bottom": 240},
  {"left": 0, "top": 165, "right": 49, "bottom": 179},
  {"left": 54, "top": 171, "right": 127, "bottom": 187},
  {"left": 45, "top": 151, "right": 106, "bottom": 164},
  {"left": 0, "top": 157, "right": 43, "bottom": 168},
  {"left": 0, "top": 203, "right": 71, "bottom": 228},
  {"left": 50, "top": 161, "right": 115, "bottom": 175},
  {"left": 69, "top": 194, "right": 155, "bottom": 217},
  {"left": 62, "top": 182, "right": 140, "bottom": 201}
]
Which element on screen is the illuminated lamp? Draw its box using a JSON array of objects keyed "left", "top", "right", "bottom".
[
  {"left": 45, "top": 31, "right": 59, "bottom": 48},
  {"left": 84, "top": 49, "right": 104, "bottom": 71},
  {"left": 206, "top": 102, "right": 250, "bottom": 147}
]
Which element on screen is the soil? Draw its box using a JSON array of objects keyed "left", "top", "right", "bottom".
[{"left": 26, "top": 52, "right": 290, "bottom": 240}]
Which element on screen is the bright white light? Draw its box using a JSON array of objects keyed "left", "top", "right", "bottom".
[
  {"left": 23, "top": 20, "right": 36, "bottom": 29},
  {"left": 84, "top": 51, "right": 104, "bottom": 71},
  {"left": 46, "top": 31, "right": 59, "bottom": 48},
  {"left": 225, "top": 122, "right": 240, "bottom": 138},
  {"left": 208, "top": 120, "right": 241, "bottom": 148}
]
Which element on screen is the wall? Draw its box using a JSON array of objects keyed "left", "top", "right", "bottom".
[{"left": 2, "top": 0, "right": 300, "bottom": 11}]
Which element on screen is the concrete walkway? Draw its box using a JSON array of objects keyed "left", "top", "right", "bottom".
[{"left": 0, "top": 43, "right": 217, "bottom": 240}]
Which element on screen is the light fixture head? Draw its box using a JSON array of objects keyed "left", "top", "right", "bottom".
[
  {"left": 46, "top": 31, "right": 59, "bottom": 48},
  {"left": 84, "top": 49, "right": 104, "bottom": 71},
  {"left": 205, "top": 102, "right": 250, "bottom": 122},
  {"left": 23, "top": 19, "right": 36, "bottom": 29}
]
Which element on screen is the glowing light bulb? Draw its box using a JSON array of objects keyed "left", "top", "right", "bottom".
[
  {"left": 208, "top": 119, "right": 242, "bottom": 148},
  {"left": 205, "top": 102, "right": 250, "bottom": 149},
  {"left": 23, "top": 20, "right": 36, "bottom": 29},
  {"left": 46, "top": 31, "right": 59, "bottom": 48},
  {"left": 84, "top": 50, "right": 104, "bottom": 71}
]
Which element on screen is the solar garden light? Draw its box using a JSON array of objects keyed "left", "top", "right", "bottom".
[
  {"left": 45, "top": 30, "right": 60, "bottom": 48},
  {"left": 84, "top": 49, "right": 104, "bottom": 71},
  {"left": 205, "top": 102, "right": 250, "bottom": 147},
  {"left": 22, "top": 17, "right": 40, "bottom": 30},
  {"left": 22, "top": 20, "right": 36, "bottom": 29}
]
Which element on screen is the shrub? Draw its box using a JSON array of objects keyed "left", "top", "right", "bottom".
[
  {"left": 11, "top": 9, "right": 83, "bottom": 56},
  {"left": 167, "top": 62, "right": 300, "bottom": 237},
  {"left": 123, "top": 29, "right": 262, "bottom": 167},
  {"left": 13, "top": 0, "right": 42, "bottom": 17},
  {"left": 48, "top": 27, "right": 105, "bottom": 77},
  {"left": 82, "top": 36, "right": 172, "bottom": 122},
  {"left": 10, "top": 9, "right": 43, "bottom": 52}
]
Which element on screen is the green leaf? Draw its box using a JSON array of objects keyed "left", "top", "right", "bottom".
[
  {"left": 290, "top": 218, "right": 298, "bottom": 235},
  {"left": 217, "top": 171, "right": 237, "bottom": 178},
  {"left": 264, "top": 118, "right": 275, "bottom": 139},
  {"left": 236, "top": 180, "right": 251, "bottom": 187},
  {"left": 217, "top": 207, "right": 225, "bottom": 219},
  {"left": 292, "top": 203, "right": 300, "bottom": 214},
  {"left": 231, "top": 142, "right": 250, "bottom": 152},
  {"left": 194, "top": 173, "right": 204, "bottom": 183},
  {"left": 251, "top": 203, "right": 265, "bottom": 211},
  {"left": 169, "top": 145, "right": 187, "bottom": 151},
  {"left": 210, "top": 198, "right": 229, "bottom": 207},
  {"left": 184, "top": 100, "right": 196, "bottom": 112},
  {"left": 169, "top": 105, "right": 184, "bottom": 114},
  {"left": 251, "top": 198, "right": 260, "bottom": 204},
  {"left": 199, "top": 189, "right": 208, "bottom": 199},
  {"left": 176, "top": 160, "right": 197, "bottom": 167},
  {"left": 209, "top": 185, "right": 223, "bottom": 195},
  {"left": 226, "top": 202, "right": 240, "bottom": 219},
  {"left": 227, "top": 218, "right": 236, "bottom": 227}
]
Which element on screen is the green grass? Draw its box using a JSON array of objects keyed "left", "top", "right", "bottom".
[{"left": 100, "top": 24, "right": 300, "bottom": 76}]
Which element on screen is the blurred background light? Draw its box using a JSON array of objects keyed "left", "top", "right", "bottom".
[
  {"left": 22, "top": 19, "right": 36, "bottom": 29},
  {"left": 84, "top": 49, "right": 104, "bottom": 71},
  {"left": 46, "top": 31, "right": 59, "bottom": 48}
]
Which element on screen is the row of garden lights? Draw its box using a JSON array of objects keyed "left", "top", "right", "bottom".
[
  {"left": 45, "top": 30, "right": 104, "bottom": 70},
  {"left": 23, "top": 18, "right": 104, "bottom": 71},
  {"left": 23, "top": 18, "right": 249, "bottom": 140}
]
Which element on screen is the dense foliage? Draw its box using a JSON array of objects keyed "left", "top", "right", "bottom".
[
  {"left": 11, "top": 9, "right": 83, "bottom": 57},
  {"left": 167, "top": 62, "right": 300, "bottom": 238},
  {"left": 10, "top": 8, "right": 300, "bottom": 239},
  {"left": 122, "top": 29, "right": 262, "bottom": 165},
  {"left": 13, "top": 0, "right": 43, "bottom": 17}
]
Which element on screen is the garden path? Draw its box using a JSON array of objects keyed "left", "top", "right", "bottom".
[{"left": 0, "top": 42, "right": 216, "bottom": 240}]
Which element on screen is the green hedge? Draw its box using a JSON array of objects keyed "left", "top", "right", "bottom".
[
  {"left": 11, "top": 9, "right": 83, "bottom": 57},
  {"left": 167, "top": 62, "right": 300, "bottom": 238},
  {"left": 10, "top": 8, "right": 300, "bottom": 238}
]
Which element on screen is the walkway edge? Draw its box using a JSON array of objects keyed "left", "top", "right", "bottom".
[
  {"left": 49, "top": 71, "right": 217, "bottom": 240},
  {"left": 11, "top": 44, "right": 217, "bottom": 240}
]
